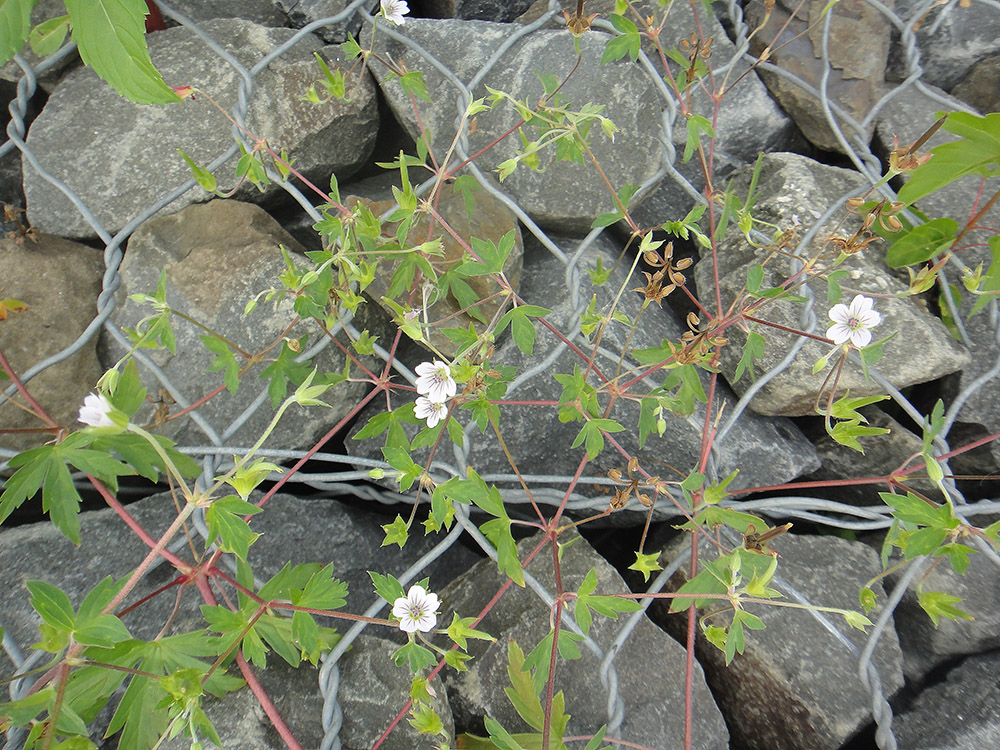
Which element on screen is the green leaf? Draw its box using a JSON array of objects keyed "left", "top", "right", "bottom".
[
  {"left": 64, "top": 0, "right": 181, "bottom": 105},
  {"left": 885, "top": 218, "right": 958, "bottom": 267},
  {"left": 733, "top": 330, "right": 765, "bottom": 383},
  {"left": 571, "top": 418, "right": 624, "bottom": 460},
  {"left": 446, "top": 613, "right": 494, "bottom": 650},
  {"left": 27, "top": 579, "right": 76, "bottom": 631},
  {"left": 968, "top": 236, "right": 1000, "bottom": 317},
  {"left": 258, "top": 338, "right": 313, "bottom": 409},
  {"left": 600, "top": 14, "right": 640, "bottom": 64},
  {"left": 573, "top": 568, "right": 642, "bottom": 636},
  {"left": 29, "top": 13, "right": 70, "bottom": 57},
  {"left": 370, "top": 571, "right": 407, "bottom": 606},
  {"left": 0, "top": 0, "right": 33, "bottom": 65},
  {"left": 201, "top": 334, "right": 240, "bottom": 394},
  {"left": 917, "top": 590, "right": 974, "bottom": 627},
  {"left": 496, "top": 304, "right": 549, "bottom": 356},
  {"left": 628, "top": 551, "right": 663, "bottom": 582},
  {"left": 178, "top": 149, "right": 218, "bottom": 193},
  {"left": 381, "top": 514, "right": 409, "bottom": 548},
  {"left": 828, "top": 419, "right": 890, "bottom": 453},
  {"left": 397, "top": 70, "right": 432, "bottom": 102},
  {"left": 879, "top": 491, "right": 959, "bottom": 530},
  {"left": 683, "top": 115, "right": 714, "bottom": 163},
  {"left": 897, "top": 111, "right": 1000, "bottom": 206},
  {"left": 205, "top": 495, "right": 262, "bottom": 559},
  {"left": 392, "top": 641, "right": 437, "bottom": 672}
]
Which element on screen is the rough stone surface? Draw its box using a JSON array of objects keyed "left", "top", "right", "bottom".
[
  {"left": 0, "top": 490, "right": 477, "bottom": 748},
  {"left": 798, "top": 406, "right": 936, "bottom": 506},
  {"left": 24, "top": 19, "right": 377, "bottom": 239},
  {"left": 346, "top": 180, "right": 524, "bottom": 358},
  {"left": 890, "top": 546, "right": 1000, "bottom": 681},
  {"left": 895, "top": 650, "right": 1000, "bottom": 750},
  {"left": 888, "top": 0, "right": 1000, "bottom": 91},
  {"left": 98, "top": 199, "right": 381, "bottom": 450},
  {"left": 161, "top": 0, "right": 289, "bottom": 25},
  {"left": 429, "top": 0, "right": 537, "bottom": 20},
  {"left": 654, "top": 532, "right": 905, "bottom": 750},
  {"left": 0, "top": 235, "right": 104, "bottom": 455},
  {"left": 271, "top": 0, "right": 375, "bottom": 42},
  {"left": 348, "top": 232, "right": 820, "bottom": 518},
  {"left": 368, "top": 18, "right": 663, "bottom": 233},
  {"left": 951, "top": 54, "right": 1000, "bottom": 114},
  {"left": 439, "top": 531, "right": 730, "bottom": 749},
  {"left": 745, "top": 0, "right": 892, "bottom": 153},
  {"left": 335, "top": 633, "right": 455, "bottom": 750},
  {"left": 694, "top": 152, "right": 971, "bottom": 416}
]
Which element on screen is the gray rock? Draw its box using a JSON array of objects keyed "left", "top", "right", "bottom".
[
  {"left": 654, "top": 532, "right": 904, "bottom": 750},
  {"left": 516, "top": 0, "right": 802, "bottom": 230},
  {"left": 335, "top": 633, "right": 454, "bottom": 750},
  {"left": 798, "top": 406, "right": 937, "bottom": 506},
  {"left": 951, "top": 54, "right": 1000, "bottom": 114},
  {"left": 745, "top": 0, "right": 891, "bottom": 153},
  {"left": 429, "top": 0, "right": 537, "bottom": 20},
  {"left": 0, "top": 234, "right": 104, "bottom": 455},
  {"left": 895, "top": 650, "right": 1000, "bottom": 750},
  {"left": 439, "top": 531, "right": 729, "bottom": 749},
  {"left": 888, "top": 0, "right": 1000, "bottom": 91},
  {"left": 0, "top": 490, "right": 477, "bottom": 747},
  {"left": 160, "top": 0, "right": 289, "bottom": 26},
  {"left": 367, "top": 18, "right": 663, "bottom": 233},
  {"left": 890, "top": 544, "right": 1000, "bottom": 681},
  {"left": 24, "top": 18, "right": 377, "bottom": 239},
  {"left": 694, "top": 151, "right": 970, "bottom": 416},
  {"left": 271, "top": 0, "right": 376, "bottom": 42},
  {"left": 348, "top": 232, "right": 819, "bottom": 518},
  {"left": 98, "top": 199, "right": 382, "bottom": 450}
]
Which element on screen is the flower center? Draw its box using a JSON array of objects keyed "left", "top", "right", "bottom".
[{"left": 847, "top": 316, "right": 861, "bottom": 329}]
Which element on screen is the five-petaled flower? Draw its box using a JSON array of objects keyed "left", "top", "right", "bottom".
[
  {"left": 827, "top": 295, "right": 881, "bottom": 348},
  {"left": 414, "top": 396, "right": 449, "bottom": 429},
  {"left": 415, "top": 360, "right": 457, "bottom": 403},
  {"left": 78, "top": 392, "right": 116, "bottom": 428},
  {"left": 380, "top": 0, "right": 409, "bottom": 25},
  {"left": 393, "top": 584, "right": 439, "bottom": 633}
]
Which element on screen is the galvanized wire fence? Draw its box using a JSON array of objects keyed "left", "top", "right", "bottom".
[{"left": 1, "top": 0, "right": 999, "bottom": 748}]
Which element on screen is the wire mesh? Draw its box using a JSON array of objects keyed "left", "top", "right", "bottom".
[{"left": 1, "top": 1, "right": 998, "bottom": 749}]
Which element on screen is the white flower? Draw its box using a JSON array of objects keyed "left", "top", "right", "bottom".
[
  {"left": 414, "top": 360, "right": 456, "bottom": 402},
  {"left": 827, "top": 295, "right": 882, "bottom": 348},
  {"left": 414, "top": 396, "right": 449, "bottom": 428},
  {"left": 78, "top": 392, "right": 116, "bottom": 428},
  {"left": 380, "top": 0, "right": 409, "bottom": 25},
  {"left": 392, "top": 585, "right": 439, "bottom": 633}
]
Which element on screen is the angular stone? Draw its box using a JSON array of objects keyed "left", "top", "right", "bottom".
[
  {"left": 24, "top": 19, "right": 377, "bottom": 239},
  {"left": 348, "top": 232, "right": 819, "bottom": 519},
  {"left": 888, "top": 0, "right": 1000, "bottom": 91},
  {"left": 439, "top": 531, "right": 729, "bottom": 749},
  {"left": 0, "top": 235, "right": 103, "bottom": 455},
  {"left": 890, "top": 545, "right": 1000, "bottom": 681},
  {"left": 694, "top": 152, "right": 970, "bottom": 416},
  {"left": 951, "top": 54, "right": 1000, "bottom": 114},
  {"left": 271, "top": 0, "right": 374, "bottom": 42},
  {"left": 98, "top": 199, "right": 381, "bottom": 450},
  {"left": 335, "top": 633, "right": 454, "bottom": 750},
  {"left": 161, "top": 0, "right": 288, "bottom": 25},
  {"left": 895, "top": 651, "right": 1000, "bottom": 750},
  {"left": 745, "top": 0, "right": 891, "bottom": 153},
  {"left": 797, "top": 406, "right": 937, "bottom": 506},
  {"left": 654, "top": 532, "right": 904, "bottom": 750},
  {"left": 429, "top": 0, "right": 537, "bottom": 20},
  {"left": 367, "top": 18, "right": 662, "bottom": 233},
  {"left": 346, "top": 180, "right": 523, "bottom": 358}
]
